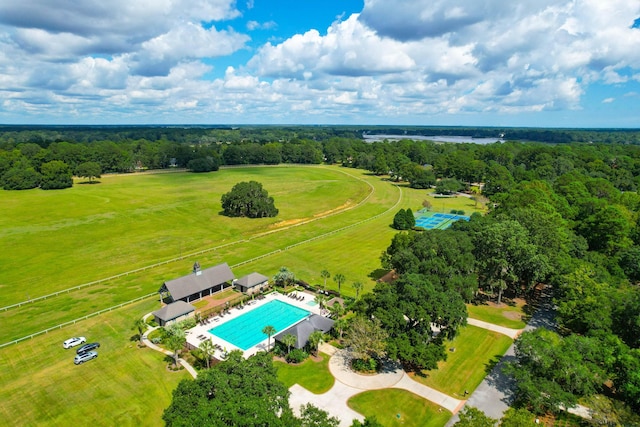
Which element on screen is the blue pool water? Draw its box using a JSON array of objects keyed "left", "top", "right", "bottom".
[{"left": 209, "top": 300, "right": 310, "bottom": 350}]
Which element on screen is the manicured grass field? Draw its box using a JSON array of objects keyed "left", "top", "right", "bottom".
[
  {"left": 275, "top": 352, "right": 334, "bottom": 394},
  {"left": 0, "top": 166, "right": 380, "bottom": 342},
  {"left": 0, "top": 298, "right": 189, "bottom": 426},
  {"left": 0, "top": 167, "right": 369, "bottom": 306},
  {"left": 467, "top": 302, "right": 527, "bottom": 329},
  {"left": 0, "top": 166, "right": 486, "bottom": 343},
  {"left": 411, "top": 325, "right": 513, "bottom": 397},
  {"left": 348, "top": 388, "right": 452, "bottom": 427},
  {"left": 0, "top": 166, "right": 490, "bottom": 426}
]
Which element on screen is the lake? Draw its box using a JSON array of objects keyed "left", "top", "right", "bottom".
[{"left": 362, "top": 134, "right": 505, "bottom": 144}]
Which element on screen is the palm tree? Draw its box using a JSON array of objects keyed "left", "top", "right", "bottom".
[
  {"left": 352, "top": 281, "right": 364, "bottom": 299},
  {"left": 199, "top": 339, "right": 215, "bottom": 369},
  {"left": 333, "top": 273, "right": 345, "bottom": 294},
  {"left": 308, "top": 330, "right": 324, "bottom": 356},
  {"left": 328, "top": 301, "right": 345, "bottom": 319},
  {"left": 166, "top": 333, "right": 186, "bottom": 368},
  {"left": 262, "top": 325, "right": 276, "bottom": 351},
  {"left": 320, "top": 270, "right": 330, "bottom": 290},
  {"left": 333, "top": 318, "right": 348, "bottom": 341},
  {"left": 282, "top": 333, "right": 297, "bottom": 355},
  {"left": 314, "top": 294, "right": 327, "bottom": 311},
  {"left": 133, "top": 317, "right": 147, "bottom": 346}
]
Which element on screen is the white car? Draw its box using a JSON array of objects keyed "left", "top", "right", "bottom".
[{"left": 63, "top": 336, "right": 86, "bottom": 349}]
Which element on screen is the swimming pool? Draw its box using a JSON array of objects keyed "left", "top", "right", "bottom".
[{"left": 208, "top": 299, "right": 310, "bottom": 350}]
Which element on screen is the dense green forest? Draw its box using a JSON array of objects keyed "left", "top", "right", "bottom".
[
  {"left": 2, "top": 125, "right": 640, "bottom": 190},
  {"left": 3, "top": 125, "right": 640, "bottom": 421}
]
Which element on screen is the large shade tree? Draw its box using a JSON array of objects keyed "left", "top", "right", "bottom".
[
  {"left": 40, "top": 160, "right": 73, "bottom": 189},
  {"left": 221, "top": 181, "right": 278, "bottom": 218},
  {"left": 75, "top": 161, "right": 102, "bottom": 182},
  {"left": 163, "top": 351, "right": 295, "bottom": 426},
  {"left": 360, "top": 273, "right": 467, "bottom": 371},
  {"left": 380, "top": 229, "right": 477, "bottom": 302},
  {"left": 505, "top": 328, "right": 609, "bottom": 414},
  {"left": 473, "top": 220, "right": 549, "bottom": 303}
]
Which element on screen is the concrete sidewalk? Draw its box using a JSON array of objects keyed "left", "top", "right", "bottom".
[
  {"left": 467, "top": 318, "right": 523, "bottom": 339},
  {"left": 289, "top": 347, "right": 465, "bottom": 426},
  {"left": 141, "top": 317, "right": 198, "bottom": 379}
]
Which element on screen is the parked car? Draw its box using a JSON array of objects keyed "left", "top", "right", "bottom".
[
  {"left": 63, "top": 337, "right": 86, "bottom": 349},
  {"left": 74, "top": 351, "right": 97, "bottom": 365},
  {"left": 76, "top": 342, "right": 100, "bottom": 355}
]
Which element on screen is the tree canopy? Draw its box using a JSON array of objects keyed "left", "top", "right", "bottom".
[
  {"left": 221, "top": 181, "right": 278, "bottom": 218},
  {"left": 40, "top": 160, "right": 73, "bottom": 190},
  {"left": 359, "top": 273, "right": 466, "bottom": 371},
  {"left": 163, "top": 351, "right": 293, "bottom": 426}
]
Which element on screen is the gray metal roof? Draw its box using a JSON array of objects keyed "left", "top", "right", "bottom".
[
  {"left": 236, "top": 272, "right": 269, "bottom": 288},
  {"left": 162, "top": 262, "right": 234, "bottom": 301},
  {"left": 275, "top": 314, "right": 334, "bottom": 349},
  {"left": 153, "top": 300, "right": 195, "bottom": 321}
]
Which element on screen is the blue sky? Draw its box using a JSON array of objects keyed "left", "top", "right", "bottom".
[{"left": 0, "top": 0, "right": 639, "bottom": 127}]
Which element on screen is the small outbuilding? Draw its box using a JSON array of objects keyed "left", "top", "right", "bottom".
[
  {"left": 152, "top": 300, "right": 195, "bottom": 327},
  {"left": 158, "top": 262, "right": 235, "bottom": 303},
  {"left": 275, "top": 314, "right": 334, "bottom": 349},
  {"left": 234, "top": 272, "right": 269, "bottom": 295}
]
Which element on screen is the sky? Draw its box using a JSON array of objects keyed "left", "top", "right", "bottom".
[{"left": 0, "top": 0, "right": 639, "bottom": 127}]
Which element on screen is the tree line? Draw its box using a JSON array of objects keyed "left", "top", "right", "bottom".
[
  {"left": 3, "top": 126, "right": 640, "bottom": 191},
  {"left": 355, "top": 162, "right": 640, "bottom": 422}
]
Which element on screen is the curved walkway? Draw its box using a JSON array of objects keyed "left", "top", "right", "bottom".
[
  {"left": 466, "top": 318, "right": 523, "bottom": 339},
  {"left": 141, "top": 313, "right": 198, "bottom": 379},
  {"left": 289, "top": 344, "right": 464, "bottom": 427}
]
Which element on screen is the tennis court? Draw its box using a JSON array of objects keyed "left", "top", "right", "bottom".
[{"left": 415, "top": 212, "right": 470, "bottom": 230}]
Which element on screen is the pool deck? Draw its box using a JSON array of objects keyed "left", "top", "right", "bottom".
[{"left": 186, "top": 291, "right": 322, "bottom": 358}]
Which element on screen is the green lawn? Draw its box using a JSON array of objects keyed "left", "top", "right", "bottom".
[
  {"left": 275, "top": 352, "right": 334, "bottom": 393},
  {"left": 411, "top": 325, "right": 513, "bottom": 398},
  {"left": 0, "top": 166, "right": 369, "bottom": 306},
  {"left": 348, "top": 389, "right": 452, "bottom": 427},
  {"left": 0, "top": 298, "right": 189, "bottom": 426},
  {"left": 0, "top": 166, "right": 379, "bottom": 343},
  {"left": 0, "top": 166, "right": 489, "bottom": 425},
  {"left": 466, "top": 303, "right": 527, "bottom": 329}
]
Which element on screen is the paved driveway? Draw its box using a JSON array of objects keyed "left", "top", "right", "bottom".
[
  {"left": 289, "top": 346, "right": 463, "bottom": 426},
  {"left": 445, "top": 290, "right": 556, "bottom": 425}
]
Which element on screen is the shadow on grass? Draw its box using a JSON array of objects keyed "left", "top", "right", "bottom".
[
  {"left": 368, "top": 269, "right": 388, "bottom": 281},
  {"left": 484, "top": 354, "right": 502, "bottom": 375},
  {"left": 471, "top": 293, "right": 490, "bottom": 305}
]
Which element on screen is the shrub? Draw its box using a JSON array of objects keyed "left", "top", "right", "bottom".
[
  {"left": 286, "top": 348, "right": 308, "bottom": 364},
  {"left": 272, "top": 343, "right": 286, "bottom": 357},
  {"left": 351, "top": 357, "right": 378, "bottom": 373},
  {"left": 177, "top": 317, "right": 196, "bottom": 330}
]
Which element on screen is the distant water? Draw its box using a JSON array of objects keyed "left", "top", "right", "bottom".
[{"left": 363, "top": 134, "right": 504, "bottom": 145}]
